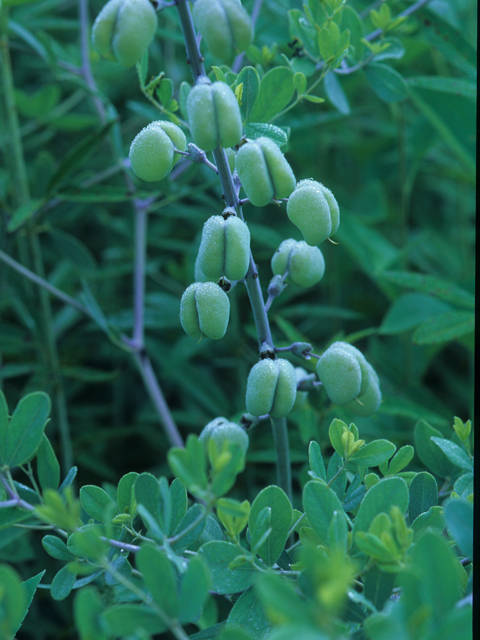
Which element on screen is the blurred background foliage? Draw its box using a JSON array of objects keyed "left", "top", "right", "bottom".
[{"left": 0, "top": 0, "right": 475, "bottom": 517}]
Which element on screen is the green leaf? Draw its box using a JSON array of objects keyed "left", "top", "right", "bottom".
[
  {"left": 328, "top": 418, "right": 348, "bottom": 457},
  {"left": 327, "top": 451, "right": 347, "bottom": 500},
  {"left": 46, "top": 120, "right": 115, "bottom": 194},
  {"left": 243, "top": 123, "right": 288, "bottom": 148},
  {"left": 453, "top": 473, "right": 473, "bottom": 500},
  {"left": 350, "top": 440, "right": 396, "bottom": 468},
  {"left": 15, "top": 570, "right": 46, "bottom": 634},
  {"left": 323, "top": 72, "right": 350, "bottom": 115},
  {"left": 0, "top": 391, "right": 51, "bottom": 468},
  {"left": 386, "top": 445, "right": 414, "bottom": 475},
  {"left": 0, "top": 564, "right": 27, "bottom": 638},
  {"left": 79, "top": 485, "right": 117, "bottom": 524},
  {"left": 293, "top": 72, "right": 307, "bottom": 95},
  {"left": 303, "top": 480, "right": 347, "bottom": 549},
  {"left": 430, "top": 437, "right": 472, "bottom": 471},
  {"left": 411, "top": 506, "right": 445, "bottom": 541},
  {"left": 137, "top": 546, "right": 179, "bottom": 619},
  {"left": 379, "top": 293, "right": 451, "bottom": 335},
  {"left": 179, "top": 81, "right": 191, "bottom": 120},
  {"left": 0, "top": 391, "right": 9, "bottom": 452},
  {"left": 378, "top": 271, "right": 475, "bottom": 310},
  {"left": 364, "top": 62, "right": 408, "bottom": 102},
  {"left": 116, "top": 472, "right": 139, "bottom": 514},
  {"left": 248, "top": 67, "right": 295, "bottom": 123},
  {"left": 179, "top": 556, "right": 211, "bottom": 624},
  {"left": 171, "top": 504, "right": 206, "bottom": 553},
  {"left": 135, "top": 473, "right": 170, "bottom": 540},
  {"left": 105, "top": 555, "right": 132, "bottom": 586},
  {"left": 408, "top": 472, "right": 438, "bottom": 523},
  {"left": 236, "top": 67, "right": 260, "bottom": 121},
  {"left": 51, "top": 563, "right": 77, "bottom": 601},
  {"left": 42, "top": 535, "right": 76, "bottom": 561},
  {"left": 103, "top": 604, "right": 167, "bottom": 636},
  {"left": 372, "top": 37, "right": 405, "bottom": 61},
  {"left": 409, "top": 87, "right": 475, "bottom": 176},
  {"left": 363, "top": 565, "right": 396, "bottom": 611},
  {"left": 198, "top": 541, "right": 258, "bottom": 595},
  {"left": 227, "top": 586, "right": 272, "bottom": 639},
  {"left": 157, "top": 77, "right": 174, "bottom": 105},
  {"left": 167, "top": 435, "right": 208, "bottom": 497},
  {"left": 406, "top": 76, "right": 476, "bottom": 100},
  {"left": 248, "top": 486, "right": 292, "bottom": 567},
  {"left": 47, "top": 228, "right": 96, "bottom": 273},
  {"left": 7, "top": 198, "right": 45, "bottom": 233},
  {"left": 414, "top": 420, "right": 455, "bottom": 478},
  {"left": 413, "top": 311, "right": 474, "bottom": 344},
  {"left": 74, "top": 586, "right": 108, "bottom": 640},
  {"left": 308, "top": 440, "right": 327, "bottom": 482},
  {"left": 255, "top": 573, "right": 314, "bottom": 626},
  {"left": 402, "top": 532, "right": 461, "bottom": 623},
  {"left": 353, "top": 477, "right": 409, "bottom": 536},
  {"left": 418, "top": 7, "right": 476, "bottom": 77},
  {"left": 302, "top": 94, "right": 324, "bottom": 104},
  {"left": 169, "top": 478, "right": 187, "bottom": 535},
  {"left": 444, "top": 499, "right": 473, "bottom": 558},
  {"left": 427, "top": 607, "right": 473, "bottom": 640},
  {"left": 36, "top": 434, "right": 60, "bottom": 491}
]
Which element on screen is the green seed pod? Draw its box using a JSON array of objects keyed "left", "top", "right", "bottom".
[
  {"left": 316, "top": 342, "right": 371, "bottom": 405},
  {"left": 246, "top": 358, "right": 296, "bottom": 418},
  {"left": 271, "top": 239, "right": 325, "bottom": 288},
  {"left": 199, "top": 417, "right": 249, "bottom": 472},
  {"left": 287, "top": 179, "right": 340, "bottom": 246},
  {"left": 129, "top": 121, "right": 187, "bottom": 182},
  {"left": 180, "top": 282, "right": 230, "bottom": 340},
  {"left": 92, "top": 0, "right": 158, "bottom": 68},
  {"left": 344, "top": 364, "right": 381, "bottom": 416},
  {"left": 197, "top": 215, "right": 250, "bottom": 281},
  {"left": 235, "top": 137, "right": 296, "bottom": 207},
  {"left": 225, "top": 148, "right": 236, "bottom": 173},
  {"left": 193, "top": 0, "right": 253, "bottom": 62},
  {"left": 187, "top": 81, "right": 243, "bottom": 152}
]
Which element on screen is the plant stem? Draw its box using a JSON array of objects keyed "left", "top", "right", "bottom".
[
  {"left": 133, "top": 351, "right": 184, "bottom": 448},
  {"left": 0, "top": 249, "right": 91, "bottom": 316},
  {"left": 79, "top": 0, "right": 183, "bottom": 447},
  {"left": 271, "top": 417, "right": 292, "bottom": 502},
  {"left": 175, "top": 0, "right": 292, "bottom": 498}
]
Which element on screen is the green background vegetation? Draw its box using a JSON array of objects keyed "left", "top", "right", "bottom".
[{"left": 0, "top": 0, "right": 475, "bottom": 639}]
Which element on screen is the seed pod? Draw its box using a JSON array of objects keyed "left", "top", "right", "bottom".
[
  {"left": 193, "top": 0, "right": 253, "bottom": 62},
  {"left": 287, "top": 179, "right": 340, "bottom": 246},
  {"left": 180, "top": 282, "right": 230, "bottom": 340},
  {"left": 187, "top": 81, "right": 243, "bottom": 152},
  {"left": 92, "top": 0, "right": 158, "bottom": 68},
  {"left": 271, "top": 239, "right": 325, "bottom": 288},
  {"left": 344, "top": 365, "right": 382, "bottom": 417},
  {"left": 197, "top": 215, "right": 250, "bottom": 281},
  {"left": 246, "top": 358, "right": 296, "bottom": 418},
  {"left": 316, "top": 342, "right": 371, "bottom": 405},
  {"left": 199, "top": 417, "right": 249, "bottom": 472},
  {"left": 129, "top": 121, "right": 187, "bottom": 182},
  {"left": 235, "top": 137, "right": 296, "bottom": 207}
]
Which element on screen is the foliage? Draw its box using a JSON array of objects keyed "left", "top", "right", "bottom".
[{"left": 0, "top": 0, "right": 475, "bottom": 639}]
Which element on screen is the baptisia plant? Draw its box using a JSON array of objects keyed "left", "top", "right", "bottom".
[
  {"left": 123, "top": 2, "right": 383, "bottom": 482},
  {"left": 0, "top": 0, "right": 473, "bottom": 639}
]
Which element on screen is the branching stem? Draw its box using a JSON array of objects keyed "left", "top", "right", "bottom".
[{"left": 175, "top": 0, "right": 291, "bottom": 498}]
